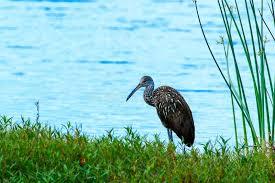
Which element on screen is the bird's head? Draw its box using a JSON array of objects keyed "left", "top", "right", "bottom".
[{"left": 126, "top": 76, "right": 153, "bottom": 101}]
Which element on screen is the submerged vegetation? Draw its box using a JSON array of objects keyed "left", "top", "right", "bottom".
[
  {"left": 195, "top": 0, "right": 275, "bottom": 150},
  {"left": 0, "top": 116, "right": 274, "bottom": 182}
]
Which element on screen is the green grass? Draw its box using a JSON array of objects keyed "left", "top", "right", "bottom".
[{"left": 0, "top": 116, "right": 274, "bottom": 182}]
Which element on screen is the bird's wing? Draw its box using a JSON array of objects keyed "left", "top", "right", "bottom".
[
  {"left": 153, "top": 86, "right": 195, "bottom": 146},
  {"left": 153, "top": 86, "right": 187, "bottom": 126}
]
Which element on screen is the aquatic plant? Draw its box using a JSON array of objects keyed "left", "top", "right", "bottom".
[
  {"left": 195, "top": 0, "right": 275, "bottom": 150},
  {"left": 0, "top": 116, "right": 273, "bottom": 182}
]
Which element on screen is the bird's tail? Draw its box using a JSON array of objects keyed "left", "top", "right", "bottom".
[
  {"left": 180, "top": 119, "right": 195, "bottom": 147},
  {"left": 185, "top": 121, "right": 195, "bottom": 147}
]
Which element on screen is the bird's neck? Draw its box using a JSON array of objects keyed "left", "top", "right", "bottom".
[{"left": 143, "top": 83, "right": 155, "bottom": 107}]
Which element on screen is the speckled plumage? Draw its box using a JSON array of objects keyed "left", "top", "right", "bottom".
[
  {"left": 152, "top": 86, "right": 195, "bottom": 147},
  {"left": 126, "top": 76, "right": 195, "bottom": 147}
]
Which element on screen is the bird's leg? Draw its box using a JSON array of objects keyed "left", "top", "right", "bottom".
[
  {"left": 183, "top": 145, "right": 186, "bottom": 154},
  {"left": 167, "top": 129, "right": 173, "bottom": 142},
  {"left": 166, "top": 128, "right": 170, "bottom": 141},
  {"left": 181, "top": 137, "right": 186, "bottom": 154},
  {"left": 170, "top": 129, "right": 174, "bottom": 142}
]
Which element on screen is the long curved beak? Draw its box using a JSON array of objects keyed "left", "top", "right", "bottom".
[{"left": 126, "top": 84, "right": 141, "bottom": 101}]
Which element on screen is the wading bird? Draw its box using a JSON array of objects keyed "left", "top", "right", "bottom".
[{"left": 126, "top": 76, "right": 195, "bottom": 147}]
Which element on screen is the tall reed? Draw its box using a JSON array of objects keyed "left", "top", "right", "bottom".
[{"left": 195, "top": 0, "right": 275, "bottom": 150}]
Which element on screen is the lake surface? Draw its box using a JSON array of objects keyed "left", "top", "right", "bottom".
[{"left": 0, "top": 0, "right": 273, "bottom": 146}]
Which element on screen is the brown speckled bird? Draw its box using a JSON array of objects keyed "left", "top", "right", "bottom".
[{"left": 126, "top": 76, "right": 195, "bottom": 147}]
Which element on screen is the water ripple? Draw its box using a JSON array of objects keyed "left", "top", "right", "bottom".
[
  {"left": 12, "top": 72, "right": 25, "bottom": 76},
  {"left": 7, "top": 45, "right": 35, "bottom": 49},
  {"left": 164, "top": 28, "right": 191, "bottom": 32},
  {"left": 98, "top": 60, "right": 134, "bottom": 65},
  {"left": 10, "top": 0, "right": 96, "bottom": 2},
  {"left": 107, "top": 26, "right": 138, "bottom": 31},
  {"left": 0, "top": 26, "right": 17, "bottom": 31},
  {"left": 76, "top": 60, "right": 90, "bottom": 64},
  {"left": 178, "top": 89, "right": 228, "bottom": 93},
  {"left": 46, "top": 12, "right": 66, "bottom": 18},
  {"left": 111, "top": 17, "right": 169, "bottom": 31}
]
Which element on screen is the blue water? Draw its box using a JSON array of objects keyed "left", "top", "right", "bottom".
[{"left": 0, "top": 0, "right": 273, "bottom": 146}]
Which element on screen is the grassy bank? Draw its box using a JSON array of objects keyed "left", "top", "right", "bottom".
[{"left": 0, "top": 116, "right": 274, "bottom": 182}]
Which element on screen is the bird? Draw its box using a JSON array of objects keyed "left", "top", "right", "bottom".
[{"left": 126, "top": 76, "right": 195, "bottom": 147}]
